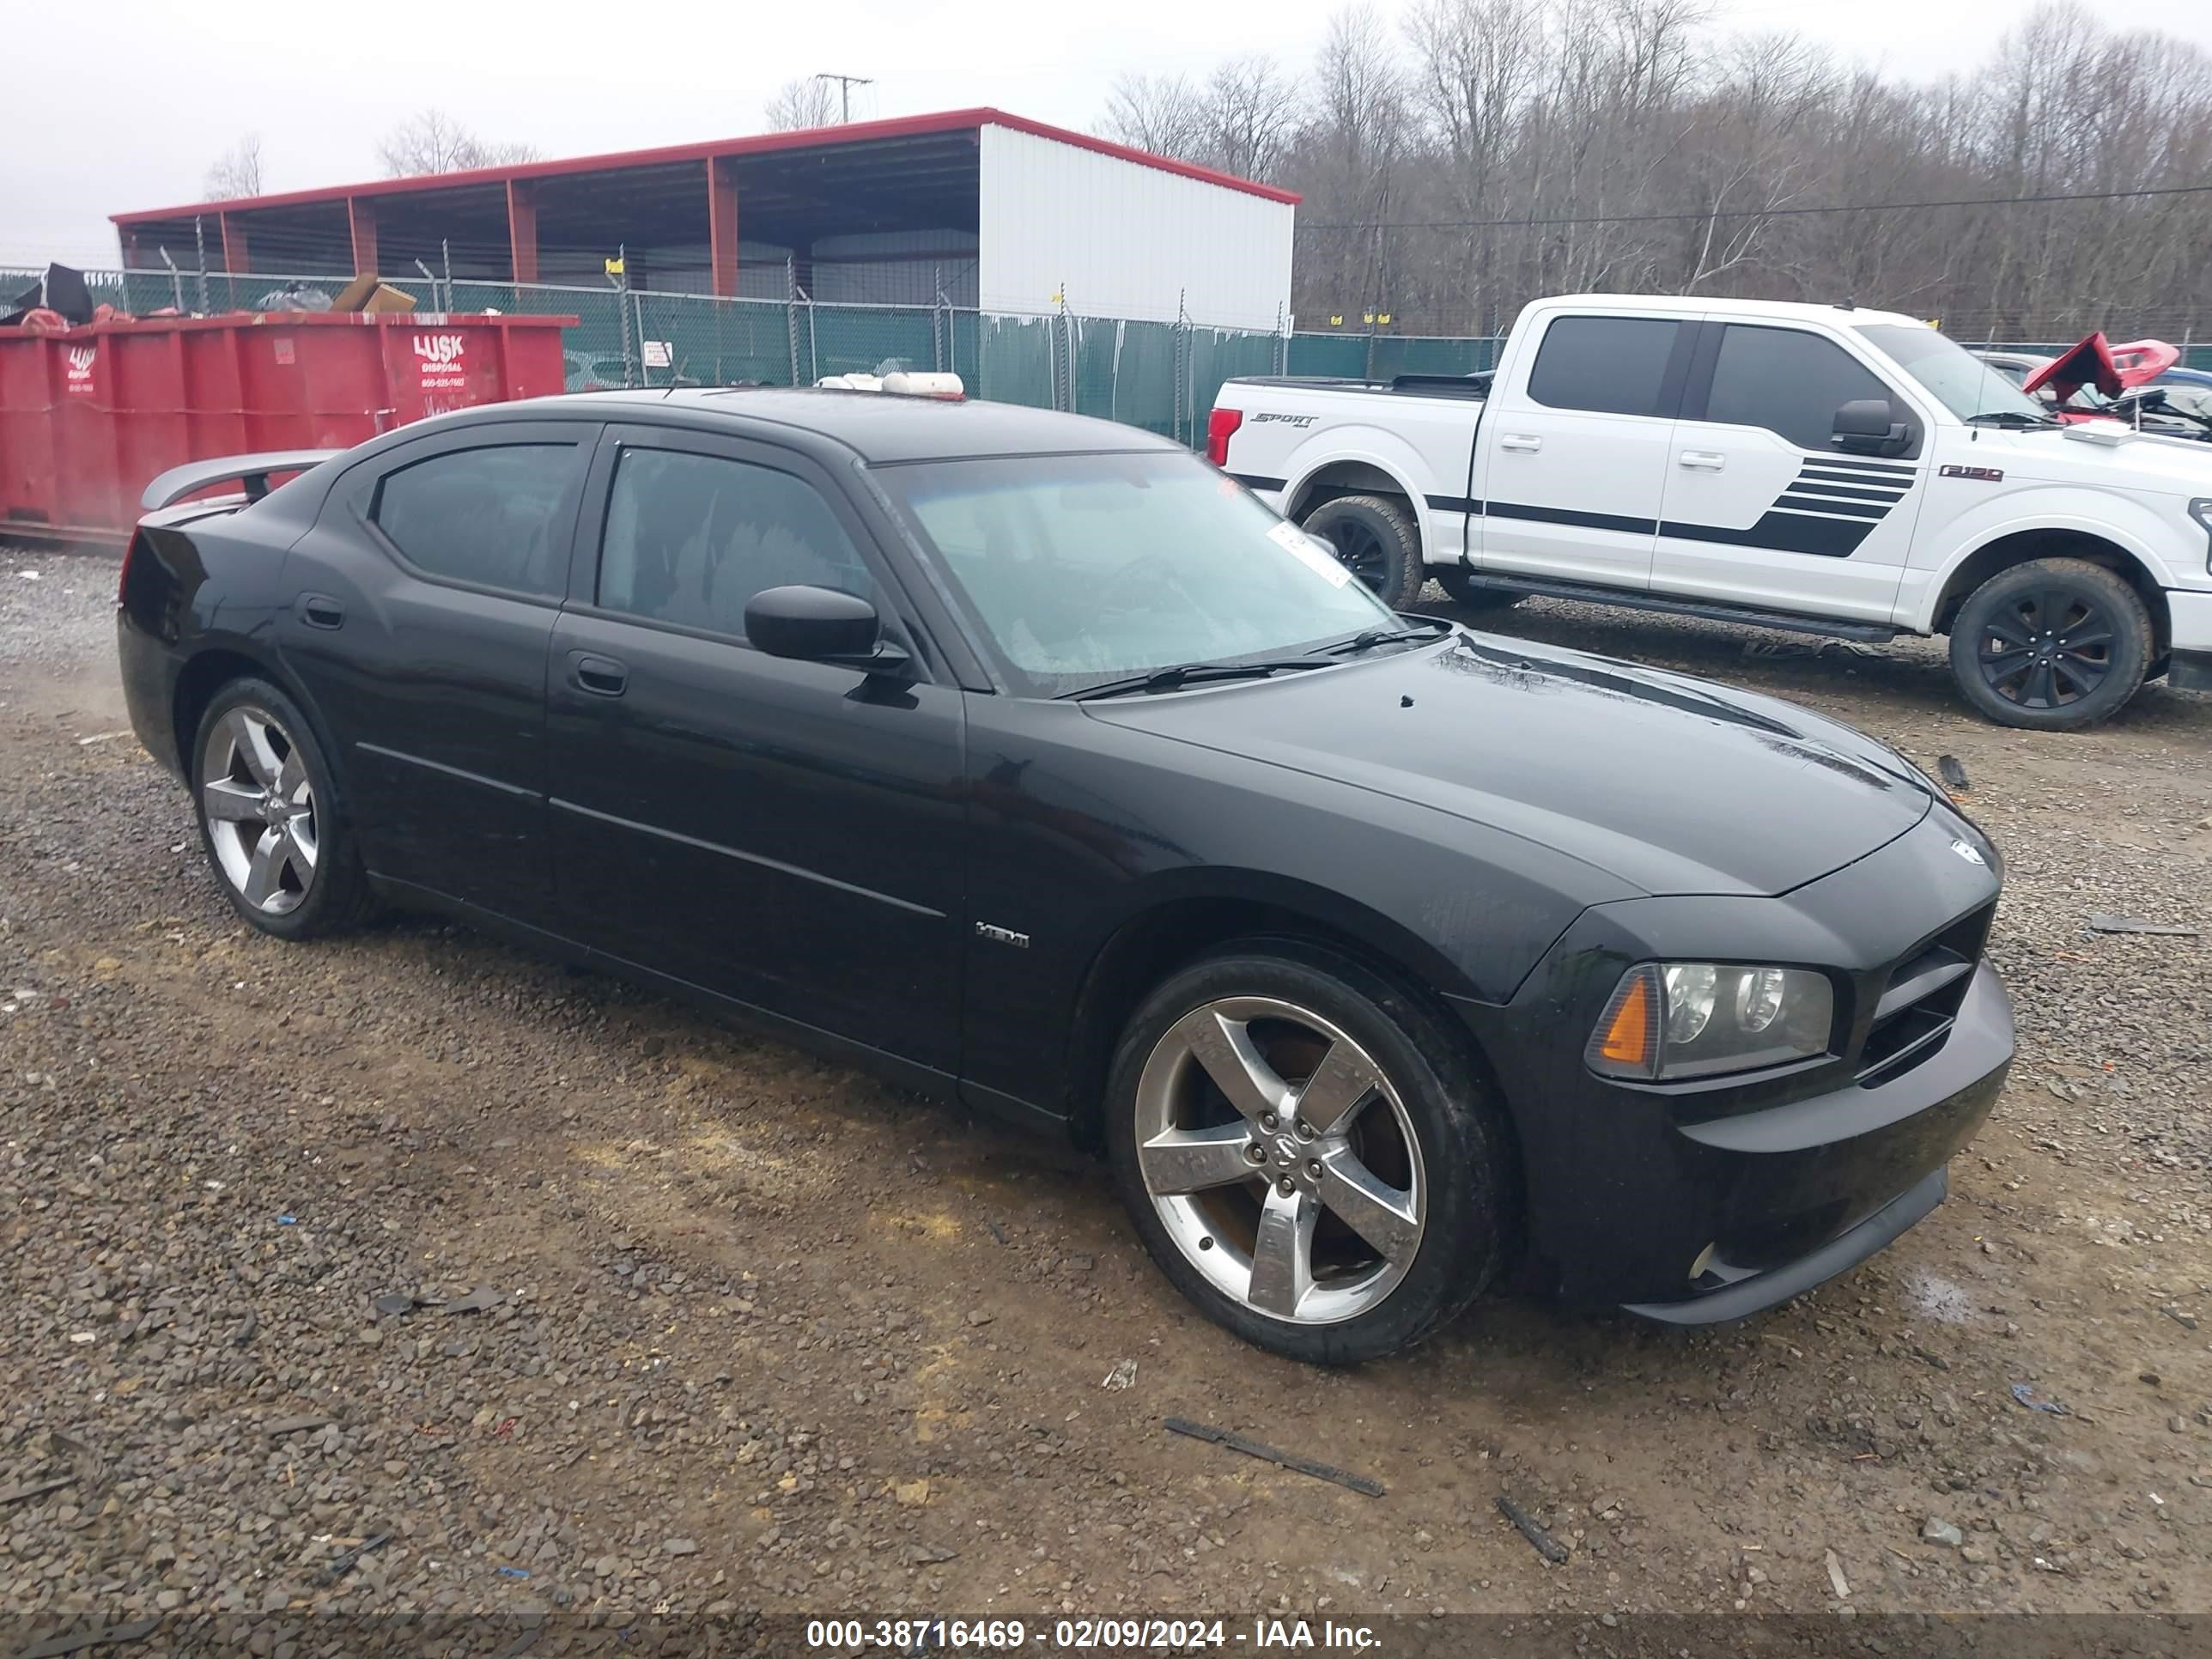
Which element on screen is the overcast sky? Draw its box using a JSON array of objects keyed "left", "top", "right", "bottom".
[{"left": 8, "top": 0, "right": 2212, "bottom": 270}]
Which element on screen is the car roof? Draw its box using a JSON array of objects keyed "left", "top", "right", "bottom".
[
  {"left": 507, "top": 387, "right": 1185, "bottom": 464},
  {"left": 1533, "top": 292, "right": 1928, "bottom": 330}
]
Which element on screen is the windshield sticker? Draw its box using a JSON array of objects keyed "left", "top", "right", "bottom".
[{"left": 1268, "top": 520, "right": 1353, "bottom": 587}]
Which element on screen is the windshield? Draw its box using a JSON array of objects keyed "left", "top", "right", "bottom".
[
  {"left": 874, "top": 451, "right": 1399, "bottom": 696},
  {"left": 1858, "top": 325, "right": 2052, "bottom": 423}
]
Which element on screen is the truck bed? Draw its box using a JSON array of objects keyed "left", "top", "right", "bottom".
[{"left": 1229, "top": 373, "right": 1492, "bottom": 402}]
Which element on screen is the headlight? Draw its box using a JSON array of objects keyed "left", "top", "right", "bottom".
[{"left": 1588, "top": 962, "right": 1834, "bottom": 1081}]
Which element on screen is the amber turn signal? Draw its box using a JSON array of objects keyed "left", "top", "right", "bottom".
[{"left": 1589, "top": 964, "right": 1660, "bottom": 1078}]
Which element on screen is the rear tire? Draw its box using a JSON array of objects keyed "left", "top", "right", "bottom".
[
  {"left": 1948, "top": 557, "right": 2152, "bottom": 730},
  {"left": 1434, "top": 565, "right": 1524, "bottom": 612},
  {"left": 1301, "top": 495, "right": 1425, "bottom": 610},
  {"left": 191, "top": 678, "right": 374, "bottom": 939},
  {"left": 1103, "top": 941, "right": 1510, "bottom": 1365}
]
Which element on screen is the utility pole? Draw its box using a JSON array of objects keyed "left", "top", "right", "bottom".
[{"left": 812, "top": 73, "right": 873, "bottom": 123}]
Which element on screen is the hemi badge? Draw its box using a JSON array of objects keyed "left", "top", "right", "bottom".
[
  {"left": 1940, "top": 465, "right": 2003, "bottom": 483},
  {"left": 975, "top": 921, "right": 1030, "bottom": 949}
]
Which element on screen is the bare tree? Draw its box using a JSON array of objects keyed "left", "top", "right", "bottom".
[
  {"left": 1102, "top": 72, "right": 1207, "bottom": 158},
  {"left": 204, "top": 134, "right": 265, "bottom": 201},
  {"left": 1121, "top": 0, "right": 2212, "bottom": 337},
  {"left": 764, "top": 77, "right": 841, "bottom": 131},
  {"left": 1203, "top": 57, "right": 1297, "bottom": 180},
  {"left": 376, "top": 109, "right": 541, "bottom": 178}
]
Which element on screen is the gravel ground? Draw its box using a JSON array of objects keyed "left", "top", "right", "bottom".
[{"left": 3, "top": 543, "right": 2209, "bottom": 1644}]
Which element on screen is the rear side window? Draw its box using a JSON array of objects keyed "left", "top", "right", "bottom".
[
  {"left": 371, "top": 443, "right": 577, "bottom": 596},
  {"left": 1526, "top": 317, "right": 1680, "bottom": 416},
  {"left": 1704, "top": 325, "right": 1897, "bottom": 450},
  {"left": 596, "top": 447, "right": 875, "bottom": 640}
]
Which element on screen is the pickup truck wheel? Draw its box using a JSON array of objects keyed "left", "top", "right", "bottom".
[
  {"left": 1948, "top": 558, "right": 2152, "bottom": 731},
  {"left": 1434, "top": 567, "right": 1524, "bottom": 612},
  {"left": 1301, "top": 495, "right": 1425, "bottom": 610},
  {"left": 1103, "top": 943, "right": 1509, "bottom": 1365}
]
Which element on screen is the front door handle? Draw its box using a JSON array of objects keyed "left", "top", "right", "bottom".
[
  {"left": 296, "top": 593, "right": 345, "bottom": 629},
  {"left": 1678, "top": 450, "right": 1726, "bottom": 471},
  {"left": 569, "top": 653, "right": 628, "bottom": 697},
  {"left": 1498, "top": 434, "right": 1543, "bottom": 453}
]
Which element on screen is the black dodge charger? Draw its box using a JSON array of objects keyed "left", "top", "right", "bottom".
[{"left": 116, "top": 389, "right": 2013, "bottom": 1364}]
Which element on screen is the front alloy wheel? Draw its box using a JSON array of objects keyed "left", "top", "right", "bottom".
[
  {"left": 201, "top": 706, "right": 319, "bottom": 915},
  {"left": 1104, "top": 945, "right": 1509, "bottom": 1364},
  {"left": 1134, "top": 996, "right": 1425, "bottom": 1325},
  {"left": 1948, "top": 556, "right": 2153, "bottom": 731}
]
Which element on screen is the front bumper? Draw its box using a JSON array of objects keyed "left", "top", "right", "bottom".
[
  {"left": 1620, "top": 963, "right": 2008, "bottom": 1322},
  {"left": 1455, "top": 807, "right": 2012, "bottom": 1314}
]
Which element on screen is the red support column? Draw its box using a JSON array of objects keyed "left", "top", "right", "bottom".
[
  {"left": 507, "top": 181, "right": 538, "bottom": 285},
  {"left": 117, "top": 227, "right": 141, "bottom": 269},
  {"left": 347, "top": 198, "right": 379, "bottom": 276},
  {"left": 708, "top": 157, "right": 740, "bottom": 298},
  {"left": 218, "top": 213, "right": 248, "bottom": 274}
]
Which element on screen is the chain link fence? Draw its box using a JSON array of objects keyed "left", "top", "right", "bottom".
[
  {"left": 4, "top": 266, "right": 1305, "bottom": 449},
  {"left": 15, "top": 267, "right": 2209, "bottom": 443}
]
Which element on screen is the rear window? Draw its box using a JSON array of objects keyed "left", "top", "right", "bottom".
[
  {"left": 1526, "top": 316, "right": 1681, "bottom": 417},
  {"left": 371, "top": 443, "right": 577, "bottom": 597}
]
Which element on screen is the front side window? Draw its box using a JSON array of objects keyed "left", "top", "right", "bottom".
[
  {"left": 1703, "top": 325, "right": 1900, "bottom": 451},
  {"left": 370, "top": 442, "right": 578, "bottom": 596},
  {"left": 1525, "top": 316, "right": 1681, "bottom": 416},
  {"left": 874, "top": 451, "right": 1396, "bottom": 697},
  {"left": 596, "top": 447, "right": 874, "bottom": 639}
]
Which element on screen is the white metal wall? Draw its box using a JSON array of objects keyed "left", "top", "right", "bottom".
[{"left": 977, "top": 124, "right": 1293, "bottom": 331}]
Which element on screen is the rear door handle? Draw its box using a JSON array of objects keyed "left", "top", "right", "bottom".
[
  {"left": 296, "top": 593, "right": 345, "bottom": 629},
  {"left": 1498, "top": 434, "right": 1543, "bottom": 453},
  {"left": 569, "top": 653, "right": 628, "bottom": 697},
  {"left": 1678, "top": 451, "right": 1726, "bottom": 471}
]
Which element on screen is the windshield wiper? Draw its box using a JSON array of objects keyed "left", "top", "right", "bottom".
[
  {"left": 1064, "top": 659, "right": 1334, "bottom": 701},
  {"left": 1965, "top": 410, "right": 2059, "bottom": 428},
  {"left": 1322, "top": 617, "right": 1456, "bottom": 655}
]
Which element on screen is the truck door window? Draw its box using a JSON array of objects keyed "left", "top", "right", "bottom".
[
  {"left": 1702, "top": 325, "right": 1898, "bottom": 451},
  {"left": 1524, "top": 317, "right": 1681, "bottom": 417}
]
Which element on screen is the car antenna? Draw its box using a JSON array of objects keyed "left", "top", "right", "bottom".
[{"left": 1837, "top": 296, "right": 1856, "bottom": 311}]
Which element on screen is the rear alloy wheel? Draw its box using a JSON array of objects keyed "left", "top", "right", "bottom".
[
  {"left": 1948, "top": 557, "right": 2152, "bottom": 731},
  {"left": 192, "top": 679, "right": 372, "bottom": 939},
  {"left": 1300, "top": 495, "right": 1425, "bottom": 609},
  {"left": 1104, "top": 945, "right": 1508, "bottom": 1364}
]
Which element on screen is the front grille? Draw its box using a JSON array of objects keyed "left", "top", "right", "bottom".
[{"left": 1855, "top": 904, "right": 1994, "bottom": 1087}]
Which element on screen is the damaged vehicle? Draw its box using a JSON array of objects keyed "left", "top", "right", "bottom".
[{"left": 1978, "top": 333, "right": 2212, "bottom": 442}]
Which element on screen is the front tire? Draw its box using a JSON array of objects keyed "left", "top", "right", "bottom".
[
  {"left": 1301, "top": 495, "right": 1425, "bottom": 610},
  {"left": 1103, "top": 943, "right": 1510, "bottom": 1364},
  {"left": 191, "top": 678, "right": 372, "bottom": 939},
  {"left": 1948, "top": 557, "right": 2152, "bottom": 730}
]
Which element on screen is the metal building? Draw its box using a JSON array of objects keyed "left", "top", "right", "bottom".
[{"left": 111, "top": 109, "right": 1297, "bottom": 331}]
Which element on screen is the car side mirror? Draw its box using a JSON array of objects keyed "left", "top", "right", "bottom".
[
  {"left": 1831, "top": 398, "right": 1911, "bottom": 457},
  {"left": 744, "top": 585, "right": 914, "bottom": 679}
]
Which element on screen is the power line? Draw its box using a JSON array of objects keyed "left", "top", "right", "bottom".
[{"left": 1297, "top": 179, "right": 2212, "bottom": 232}]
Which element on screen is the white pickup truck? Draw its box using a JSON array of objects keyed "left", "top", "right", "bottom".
[{"left": 1210, "top": 293, "right": 2212, "bottom": 729}]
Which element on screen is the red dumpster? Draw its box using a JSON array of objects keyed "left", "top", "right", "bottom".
[{"left": 0, "top": 310, "right": 575, "bottom": 543}]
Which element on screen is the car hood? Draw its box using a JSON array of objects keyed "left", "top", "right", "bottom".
[
  {"left": 1082, "top": 634, "right": 1936, "bottom": 898},
  {"left": 1984, "top": 422, "right": 2212, "bottom": 487}
]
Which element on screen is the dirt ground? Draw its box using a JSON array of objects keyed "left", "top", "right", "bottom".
[{"left": 3, "top": 544, "right": 2209, "bottom": 1641}]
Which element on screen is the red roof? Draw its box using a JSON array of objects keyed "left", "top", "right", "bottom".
[{"left": 112, "top": 106, "right": 1299, "bottom": 226}]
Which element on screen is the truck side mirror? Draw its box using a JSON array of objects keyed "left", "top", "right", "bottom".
[{"left": 1832, "top": 398, "right": 1910, "bottom": 457}]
